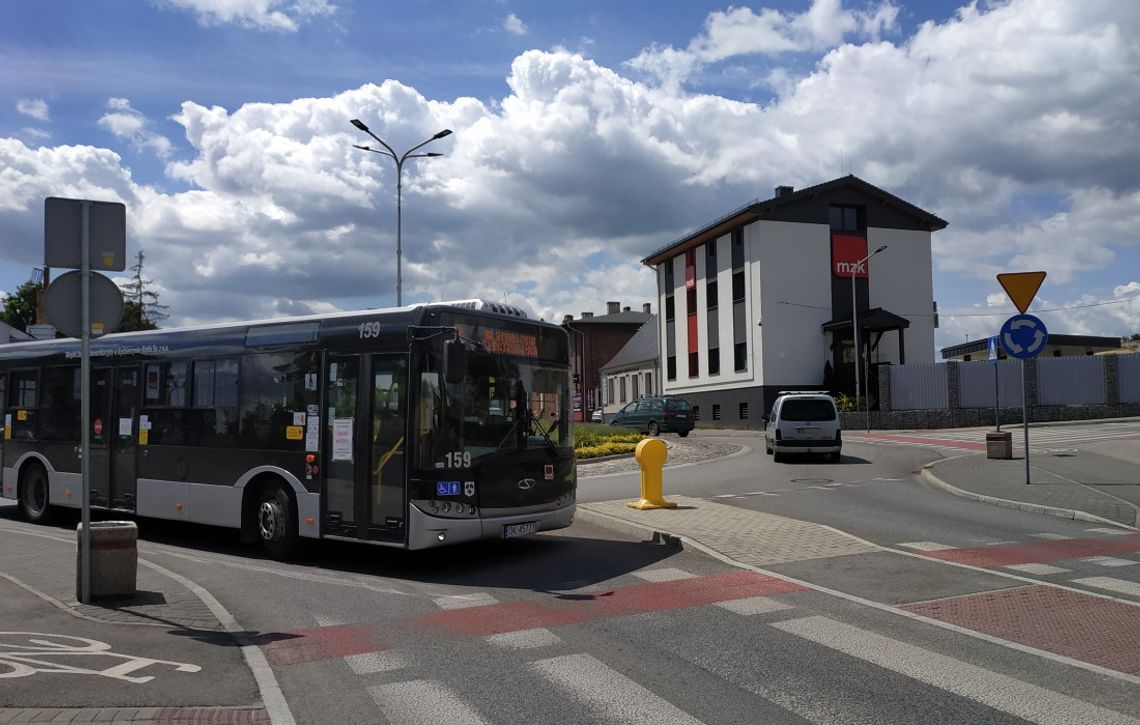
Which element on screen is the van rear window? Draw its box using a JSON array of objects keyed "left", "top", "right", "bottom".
[{"left": 781, "top": 399, "right": 836, "bottom": 421}]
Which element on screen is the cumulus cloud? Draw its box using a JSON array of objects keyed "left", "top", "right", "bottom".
[
  {"left": 155, "top": 0, "right": 336, "bottom": 32},
  {"left": 503, "top": 13, "right": 527, "bottom": 36},
  {"left": 0, "top": 0, "right": 1136, "bottom": 339},
  {"left": 98, "top": 98, "right": 173, "bottom": 158},
  {"left": 628, "top": 0, "right": 899, "bottom": 87},
  {"left": 16, "top": 98, "right": 49, "bottom": 121}
]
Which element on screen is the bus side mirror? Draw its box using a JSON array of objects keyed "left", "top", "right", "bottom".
[{"left": 444, "top": 338, "right": 466, "bottom": 385}]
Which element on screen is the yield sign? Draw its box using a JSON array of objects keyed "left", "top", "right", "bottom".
[{"left": 996, "top": 271, "right": 1046, "bottom": 314}]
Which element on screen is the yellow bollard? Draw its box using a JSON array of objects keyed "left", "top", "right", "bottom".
[{"left": 628, "top": 438, "right": 677, "bottom": 510}]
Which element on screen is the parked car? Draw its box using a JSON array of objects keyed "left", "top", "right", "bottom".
[
  {"left": 591, "top": 409, "right": 603, "bottom": 423},
  {"left": 763, "top": 391, "right": 841, "bottom": 462},
  {"left": 610, "top": 396, "right": 695, "bottom": 437}
]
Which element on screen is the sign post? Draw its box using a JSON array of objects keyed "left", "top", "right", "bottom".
[
  {"left": 999, "top": 312, "right": 1048, "bottom": 485},
  {"left": 43, "top": 197, "right": 126, "bottom": 605},
  {"left": 988, "top": 336, "right": 1000, "bottom": 432}
]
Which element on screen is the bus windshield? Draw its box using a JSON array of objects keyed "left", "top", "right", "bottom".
[{"left": 415, "top": 348, "right": 571, "bottom": 470}]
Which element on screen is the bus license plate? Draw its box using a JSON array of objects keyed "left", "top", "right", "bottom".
[{"left": 503, "top": 522, "right": 538, "bottom": 538}]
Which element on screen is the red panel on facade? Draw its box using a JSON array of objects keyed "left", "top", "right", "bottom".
[
  {"left": 832, "top": 234, "right": 869, "bottom": 278},
  {"left": 687, "top": 312, "right": 698, "bottom": 353}
]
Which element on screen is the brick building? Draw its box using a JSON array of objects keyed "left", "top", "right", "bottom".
[{"left": 562, "top": 301, "right": 652, "bottom": 422}]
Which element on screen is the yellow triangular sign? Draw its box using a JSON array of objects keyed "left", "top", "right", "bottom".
[{"left": 996, "top": 271, "right": 1046, "bottom": 314}]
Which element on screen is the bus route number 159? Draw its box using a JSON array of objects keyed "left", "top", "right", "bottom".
[
  {"left": 444, "top": 451, "right": 471, "bottom": 468},
  {"left": 358, "top": 321, "right": 382, "bottom": 339}
]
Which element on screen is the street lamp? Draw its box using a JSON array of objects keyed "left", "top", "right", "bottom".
[
  {"left": 350, "top": 119, "right": 452, "bottom": 307},
  {"left": 851, "top": 244, "right": 888, "bottom": 433}
]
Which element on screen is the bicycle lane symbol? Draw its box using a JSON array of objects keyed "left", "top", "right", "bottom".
[{"left": 0, "top": 632, "right": 201, "bottom": 683}]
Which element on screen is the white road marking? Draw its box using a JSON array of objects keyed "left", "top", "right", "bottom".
[
  {"left": 346, "top": 650, "right": 409, "bottom": 674},
  {"left": 714, "top": 596, "right": 793, "bottom": 616},
  {"left": 633, "top": 568, "right": 697, "bottom": 583},
  {"left": 772, "top": 616, "right": 1140, "bottom": 725},
  {"left": 1029, "top": 533, "right": 1075, "bottom": 541},
  {"left": 1085, "top": 528, "right": 1131, "bottom": 536},
  {"left": 1001, "top": 563, "right": 1069, "bottom": 575},
  {"left": 983, "top": 541, "right": 1019, "bottom": 546},
  {"left": 1071, "top": 577, "right": 1140, "bottom": 598},
  {"left": 896, "top": 541, "right": 955, "bottom": 551},
  {"left": 1080, "top": 556, "right": 1138, "bottom": 568},
  {"left": 369, "top": 680, "right": 490, "bottom": 725},
  {"left": 529, "top": 653, "right": 706, "bottom": 725},
  {"left": 485, "top": 628, "right": 562, "bottom": 650},
  {"left": 433, "top": 592, "right": 499, "bottom": 610}
]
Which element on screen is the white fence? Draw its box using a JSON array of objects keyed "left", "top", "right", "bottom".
[
  {"left": 1120, "top": 354, "right": 1140, "bottom": 403},
  {"left": 890, "top": 362, "right": 949, "bottom": 410},
  {"left": 1037, "top": 355, "right": 1105, "bottom": 405},
  {"left": 958, "top": 359, "right": 1024, "bottom": 408}
]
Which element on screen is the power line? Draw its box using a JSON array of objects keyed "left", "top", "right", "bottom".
[{"left": 778, "top": 294, "right": 1140, "bottom": 319}]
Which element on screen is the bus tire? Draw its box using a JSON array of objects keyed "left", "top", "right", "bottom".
[
  {"left": 254, "top": 484, "right": 301, "bottom": 561},
  {"left": 19, "top": 463, "right": 55, "bottom": 525}
]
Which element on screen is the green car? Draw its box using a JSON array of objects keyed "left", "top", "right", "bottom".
[{"left": 610, "top": 396, "right": 695, "bottom": 437}]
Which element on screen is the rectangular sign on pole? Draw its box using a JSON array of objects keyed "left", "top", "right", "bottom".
[{"left": 44, "top": 197, "right": 127, "bottom": 272}]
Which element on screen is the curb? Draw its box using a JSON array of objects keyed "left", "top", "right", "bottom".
[{"left": 919, "top": 463, "right": 1139, "bottom": 531}]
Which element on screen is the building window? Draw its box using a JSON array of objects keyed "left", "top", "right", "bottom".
[
  {"left": 663, "top": 258, "right": 674, "bottom": 288},
  {"left": 707, "top": 280, "right": 718, "bottom": 309},
  {"left": 739, "top": 402, "right": 749, "bottom": 420},
  {"left": 686, "top": 287, "right": 696, "bottom": 313},
  {"left": 708, "top": 348, "right": 720, "bottom": 375},
  {"left": 732, "top": 271, "right": 745, "bottom": 302},
  {"left": 963, "top": 355, "right": 972, "bottom": 362},
  {"left": 734, "top": 342, "right": 747, "bottom": 372},
  {"left": 692, "top": 405, "right": 700, "bottom": 420},
  {"left": 632, "top": 375, "right": 639, "bottom": 399},
  {"left": 607, "top": 378, "right": 614, "bottom": 404},
  {"left": 665, "top": 296, "right": 675, "bottom": 321},
  {"left": 644, "top": 372, "right": 652, "bottom": 394},
  {"left": 666, "top": 356, "right": 676, "bottom": 381},
  {"left": 731, "top": 228, "right": 744, "bottom": 269},
  {"left": 620, "top": 377, "right": 627, "bottom": 403},
  {"left": 712, "top": 404, "right": 721, "bottom": 421},
  {"left": 829, "top": 205, "right": 864, "bottom": 232},
  {"left": 689, "top": 351, "right": 699, "bottom": 378}
]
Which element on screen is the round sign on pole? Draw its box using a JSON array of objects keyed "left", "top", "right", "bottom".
[
  {"left": 43, "top": 270, "right": 125, "bottom": 338},
  {"left": 999, "top": 313, "right": 1049, "bottom": 360}
]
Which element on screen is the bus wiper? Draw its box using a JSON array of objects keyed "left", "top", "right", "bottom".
[{"left": 527, "top": 408, "right": 558, "bottom": 455}]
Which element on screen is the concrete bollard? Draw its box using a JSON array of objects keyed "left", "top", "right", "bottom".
[
  {"left": 628, "top": 438, "right": 677, "bottom": 510},
  {"left": 77, "top": 521, "right": 138, "bottom": 600},
  {"left": 986, "top": 431, "right": 1013, "bottom": 460}
]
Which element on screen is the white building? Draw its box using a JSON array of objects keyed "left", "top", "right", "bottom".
[{"left": 641, "top": 175, "right": 947, "bottom": 426}]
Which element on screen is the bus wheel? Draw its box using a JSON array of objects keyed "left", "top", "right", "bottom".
[
  {"left": 19, "top": 464, "right": 55, "bottom": 525},
  {"left": 255, "top": 485, "right": 300, "bottom": 560}
]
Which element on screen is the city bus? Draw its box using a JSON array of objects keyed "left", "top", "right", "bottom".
[{"left": 0, "top": 300, "right": 576, "bottom": 558}]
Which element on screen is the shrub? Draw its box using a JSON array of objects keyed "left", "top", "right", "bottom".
[{"left": 577, "top": 441, "right": 640, "bottom": 459}]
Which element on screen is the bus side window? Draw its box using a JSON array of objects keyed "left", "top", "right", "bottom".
[{"left": 9, "top": 370, "right": 38, "bottom": 441}]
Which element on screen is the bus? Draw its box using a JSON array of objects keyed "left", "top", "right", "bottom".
[{"left": 0, "top": 300, "right": 576, "bottom": 558}]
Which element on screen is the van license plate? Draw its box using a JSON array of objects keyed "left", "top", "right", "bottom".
[
  {"left": 798, "top": 427, "right": 820, "bottom": 434},
  {"left": 503, "top": 522, "right": 538, "bottom": 538}
]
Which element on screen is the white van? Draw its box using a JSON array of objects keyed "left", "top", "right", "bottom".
[{"left": 763, "top": 392, "right": 842, "bottom": 463}]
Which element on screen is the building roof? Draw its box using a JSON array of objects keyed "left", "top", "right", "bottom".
[
  {"left": 0, "top": 321, "right": 32, "bottom": 343},
  {"left": 565, "top": 310, "right": 652, "bottom": 326},
  {"left": 600, "top": 317, "right": 658, "bottom": 372},
  {"left": 641, "top": 174, "right": 949, "bottom": 266},
  {"left": 940, "top": 334, "right": 1121, "bottom": 359}
]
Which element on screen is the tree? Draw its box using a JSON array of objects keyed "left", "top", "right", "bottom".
[
  {"left": 118, "top": 250, "right": 168, "bottom": 332},
  {"left": 0, "top": 281, "right": 40, "bottom": 333}
]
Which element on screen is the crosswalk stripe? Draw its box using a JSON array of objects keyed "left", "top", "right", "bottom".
[
  {"left": 1085, "top": 528, "right": 1131, "bottom": 536},
  {"left": 1002, "top": 563, "right": 1069, "bottom": 575},
  {"left": 772, "top": 616, "right": 1140, "bottom": 725},
  {"left": 1071, "top": 577, "right": 1140, "bottom": 598},
  {"left": 485, "top": 628, "right": 562, "bottom": 650},
  {"left": 434, "top": 592, "right": 499, "bottom": 610},
  {"left": 1029, "top": 533, "right": 1075, "bottom": 541},
  {"left": 897, "top": 541, "right": 955, "bottom": 551},
  {"left": 345, "top": 650, "right": 409, "bottom": 674},
  {"left": 715, "top": 596, "right": 793, "bottom": 616},
  {"left": 369, "top": 680, "right": 490, "bottom": 725},
  {"left": 529, "top": 653, "right": 706, "bottom": 725},
  {"left": 633, "top": 567, "right": 698, "bottom": 583},
  {"left": 1080, "top": 556, "right": 1138, "bottom": 568}
]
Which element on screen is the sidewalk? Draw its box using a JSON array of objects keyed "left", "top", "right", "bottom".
[
  {"left": 923, "top": 450, "right": 1140, "bottom": 528},
  {"left": 0, "top": 512, "right": 269, "bottom": 723}
]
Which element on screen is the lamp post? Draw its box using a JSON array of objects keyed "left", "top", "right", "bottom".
[
  {"left": 851, "top": 244, "right": 888, "bottom": 433},
  {"left": 350, "top": 119, "right": 452, "bottom": 307}
]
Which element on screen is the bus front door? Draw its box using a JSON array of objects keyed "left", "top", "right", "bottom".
[
  {"left": 323, "top": 354, "right": 407, "bottom": 542},
  {"left": 88, "top": 369, "right": 112, "bottom": 507}
]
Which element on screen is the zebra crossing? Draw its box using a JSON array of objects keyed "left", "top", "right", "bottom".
[
  {"left": 289, "top": 561, "right": 1140, "bottom": 725},
  {"left": 847, "top": 421, "right": 1140, "bottom": 453}
]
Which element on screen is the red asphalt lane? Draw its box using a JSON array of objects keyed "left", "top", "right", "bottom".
[
  {"left": 919, "top": 533, "right": 1140, "bottom": 568},
  {"left": 413, "top": 570, "right": 808, "bottom": 637}
]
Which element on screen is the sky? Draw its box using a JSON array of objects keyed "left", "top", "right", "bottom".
[{"left": 2, "top": 0, "right": 1138, "bottom": 355}]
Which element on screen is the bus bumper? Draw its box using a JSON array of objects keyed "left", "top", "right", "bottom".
[{"left": 406, "top": 502, "right": 576, "bottom": 550}]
